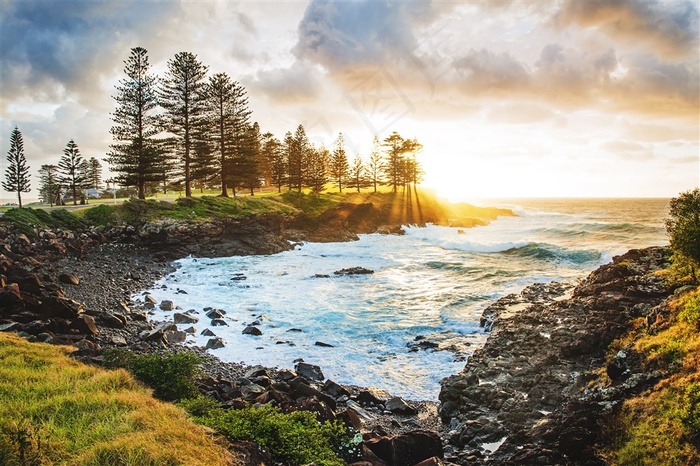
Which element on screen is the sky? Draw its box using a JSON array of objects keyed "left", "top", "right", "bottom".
[{"left": 1, "top": 0, "right": 698, "bottom": 201}]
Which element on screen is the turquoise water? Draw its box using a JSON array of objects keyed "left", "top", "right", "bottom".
[{"left": 142, "top": 198, "right": 670, "bottom": 400}]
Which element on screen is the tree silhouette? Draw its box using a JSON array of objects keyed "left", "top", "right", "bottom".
[
  {"left": 3, "top": 127, "right": 31, "bottom": 207},
  {"left": 39, "top": 164, "right": 60, "bottom": 206},
  {"left": 329, "top": 133, "right": 349, "bottom": 193},
  {"left": 58, "top": 139, "right": 87, "bottom": 205}
]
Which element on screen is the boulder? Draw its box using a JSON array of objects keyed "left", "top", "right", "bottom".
[
  {"left": 173, "top": 312, "right": 198, "bottom": 324},
  {"left": 201, "top": 328, "right": 216, "bottom": 337},
  {"left": 323, "top": 379, "right": 350, "bottom": 399},
  {"left": 206, "top": 309, "right": 226, "bottom": 319},
  {"left": 242, "top": 325, "right": 262, "bottom": 336},
  {"left": 315, "top": 341, "right": 334, "bottom": 347},
  {"left": 58, "top": 273, "right": 80, "bottom": 285},
  {"left": 41, "top": 295, "right": 83, "bottom": 319},
  {"left": 206, "top": 337, "right": 226, "bottom": 349},
  {"left": 212, "top": 319, "right": 229, "bottom": 327},
  {"left": 358, "top": 387, "right": 392, "bottom": 406},
  {"left": 295, "top": 362, "right": 324, "bottom": 382},
  {"left": 385, "top": 396, "right": 418, "bottom": 415},
  {"left": 159, "top": 300, "right": 175, "bottom": 311},
  {"left": 365, "top": 430, "right": 443, "bottom": 466},
  {"left": 334, "top": 267, "right": 374, "bottom": 276},
  {"left": 71, "top": 315, "right": 99, "bottom": 335}
]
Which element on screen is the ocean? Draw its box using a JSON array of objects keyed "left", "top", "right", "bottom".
[{"left": 140, "top": 198, "right": 670, "bottom": 400}]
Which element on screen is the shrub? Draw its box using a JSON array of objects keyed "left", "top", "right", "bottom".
[
  {"left": 199, "top": 405, "right": 356, "bottom": 466},
  {"left": 84, "top": 204, "right": 119, "bottom": 226},
  {"left": 679, "top": 292, "right": 700, "bottom": 330},
  {"left": 679, "top": 383, "right": 700, "bottom": 440},
  {"left": 666, "top": 189, "right": 700, "bottom": 280},
  {"left": 49, "top": 208, "right": 86, "bottom": 229},
  {"left": 104, "top": 350, "right": 201, "bottom": 402},
  {"left": 178, "top": 396, "right": 220, "bottom": 417}
]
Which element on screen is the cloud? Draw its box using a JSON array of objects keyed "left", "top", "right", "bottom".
[
  {"left": 293, "top": 0, "right": 436, "bottom": 70},
  {"left": 0, "top": 1, "right": 184, "bottom": 112},
  {"left": 553, "top": 0, "right": 699, "bottom": 58},
  {"left": 245, "top": 62, "right": 325, "bottom": 104},
  {"left": 452, "top": 49, "right": 530, "bottom": 91}
]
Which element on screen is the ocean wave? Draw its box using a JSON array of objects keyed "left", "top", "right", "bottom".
[{"left": 503, "top": 242, "right": 601, "bottom": 265}]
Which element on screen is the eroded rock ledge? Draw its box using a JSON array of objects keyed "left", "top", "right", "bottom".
[{"left": 438, "top": 246, "right": 674, "bottom": 465}]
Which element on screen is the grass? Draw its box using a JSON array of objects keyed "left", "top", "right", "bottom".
[
  {"left": 0, "top": 333, "right": 232, "bottom": 466},
  {"left": 599, "top": 286, "right": 700, "bottom": 465}
]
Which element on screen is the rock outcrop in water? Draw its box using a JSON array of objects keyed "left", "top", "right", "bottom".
[{"left": 438, "top": 246, "right": 675, "bottom": 464}]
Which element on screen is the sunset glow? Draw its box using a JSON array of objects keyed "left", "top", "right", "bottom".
[{"left": 1, "top": 0, "right": 698, "bottom": 200}]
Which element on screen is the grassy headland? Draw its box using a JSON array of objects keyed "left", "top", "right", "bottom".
[{"left": 0, "top": 333, "right": 233, "bottom": 466}]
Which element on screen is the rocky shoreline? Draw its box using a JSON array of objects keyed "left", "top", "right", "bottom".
[{"left": 0, "top": 214, "right": 679, "bottom": 465}]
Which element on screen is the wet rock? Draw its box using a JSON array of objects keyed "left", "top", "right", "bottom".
[
  {"left": 159, "top": 300, "right": 175, "bottom": 311},
  {"left": 173, "top": 312, "right": 198, "bottom": 324},
  {"left": 183, "top": 326, "right": 196, "bottom": 334},
  {"left": 242, "top": 326, "right": 262, "bottom": 336},
  {"left": 315, "top": 341, "right": 334, "bottom": 347},
  {"left": 358, "top": 387, "right": 392, "bottom": 406},
  {"left": 206, "top": 337, "right": 226, "bottom": 350},
  {"left": 206, "top": 309, "right": 226, "bottom": 319},
  {"left": 295, "top": 362, "right": 324, "bottom": 382},
  {"left": 201, "top": 328, "right": 216, "bottom": 337},
  {"left": 211, "top": 319, "right": 229, "bottom": 327},
  {"left": 334, "top": 267, "right": 374, "bottom": 276},
  {"left": 323, "top": 379, "right": 350, "bottom": 399}
]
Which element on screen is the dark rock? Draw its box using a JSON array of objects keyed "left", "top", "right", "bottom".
[
  {"left": 358, "top": 387, "right": 392, "bottom": 405},
  {"left": 212, "top": 318, "right": 229, "bottom": 327},
  {"left": 0, "top": 322, "right": 21, "bottom": 332},
  {"left": 334, "top": 267, "right": 374, "bottom": 276},
  {"left": 183, "top": 326, "right": 196, "bottom": 334},
  {"left": 71, "top": 315, "right": 99, "bottom": 335},
  {"left": 365, "top": 430, "right": 443, "bottom": 466},
  {"left": 41, "top": 295, "right": 82, "bottom": 319},
  {"left": 173, "top": 312, "right": 198, "bottom": 324},
  {"left": 244, "top": 365, "right": 270, "bottom": 379},
  {"left": 99, "top": 312, "right": 126, "bottom": 329},
  {"left": 385, "top": 396, "right": 418, "bottom": 415},
  {"left": 159, "top": 300, "right": 175, "bottom": 311},
  {"left": 206, "top": 309, "right": 226, "bottom": 319},
  {"left": 315, "top": 341, "right": 334, "bottom": 347},
  {"left": 607, "top": 350, "right": 629, "bottom": 380},
  {"left": 295, "top": 362, "right": 324, "bottom": 382},
  {"left": 323, "top": 379, "right": 350, "bottom": 399},
  {"left": 201, "top": 328, "right": 216, "bottom": 337},
  {"left": 58, "top": 273, "right": 80, "bottom": 285},
  {"left": 242, "top": 326, "right": 262, "bottom": 336},
  {"left": 206, "top": 337, "right": 225, "bottom": 349}
]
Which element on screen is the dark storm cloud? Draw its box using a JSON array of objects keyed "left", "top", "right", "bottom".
[
  {"left": 0, "top": 0, "right": 182, "bottom": 110},
  {"left": 553, "top": 0, "right": 699, "bottom": 57},
  {"left": 293, "top": 0, "right": 435, "bottom": 69}
]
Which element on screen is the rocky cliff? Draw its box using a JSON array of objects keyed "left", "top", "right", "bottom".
[{"left": 439, "top": 247, "right": 675, "bottom": 464}]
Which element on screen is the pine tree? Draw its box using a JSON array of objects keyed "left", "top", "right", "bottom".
[
  {"left": 240, "top": 122, "right": 261, "bottom": 195},
  {"left": 160, "top": 52, "right": 209, "bottom": 198},
  {"left": 287, "top": 125, "right": 309, "bottom": 193},
  {"left": 347, "top": 153, "right": 368, "bottom": 193},
  {"left": 86, "top": 157, "right": 103, "bottom": 190},
  {"left": 367, "top": 135, "right": 383, "bottom": 193},
  {"left": 3, "top": 127, "right": 31, "bottom": 207},
  {"left": 107, "top": 47, "right": 163, "bottom": 199},
  {"left": 329, "top": 133, "right": 349, "bottom": 193},
  {"left": 261, "top": 132, "right": 286, "bottom": 192},
  {"left": 39, "top": 164, "right": 60, "bottom": 206},
  {"left": 382, "top": 132, "right": 407, "bottom": 193},
  {"left": 58, "top": 139, "right": 87, "bottom": 205},
  {"left": 402, "top": 138, "right": 424, "bottom": 193},
  {"left": 205, "top": 73, "right": 251, "bottom": 197},
  {"left": 190, "top": 132, "right": 217, "bottom": 192},
  {"left": 306, "top": 144, "right": 328, "bottom": 193}
]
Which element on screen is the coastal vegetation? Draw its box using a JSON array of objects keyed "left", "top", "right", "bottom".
[
  {"left": 598, "top": 188, "right": 700, "bottom": 465},
  {"left": 0, "top": 333, "right": 231, "bottom": 466}
]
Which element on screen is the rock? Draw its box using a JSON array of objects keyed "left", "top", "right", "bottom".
[
  {"left": 164, "top": 329, "right": 187, "bottom": 344},
  {"left": 183, "top": 326, "right": 196, "bottom": 334},
  {"left": 144, "top": 294, "right": 157, "bottom": 304},
  {"left": 159, "top": 300, "right": 175, "bottom": 311},
  {"left": 173, "top": 312, "right": 198, "bottom": 324},
  {"left": 323, "top": 379, "right": 350, "bottom": 399},
  {"left": 206, "top": 337, "right": 225, "bottom": 349},
  {"left": 201, "top": 328, "right": 216, "bottom": 337},
  {"left": 110, "top": 335, "right": 127, "bottom": 346},
  {"left": 71, "top": 315, "right": 99, "bottom": 335},
  {"left": 41, "top": 295, "right": 83, "bottom": 319},
  {"left": 99, "top": 312, "right": 126, "bottom": 329},
  {"left": 245, "top": 365, "right": 270, "bottom": 379},
  {"left": 0, "top": 322, "right": 21, "bottom": 332},
  {"left": 58, "top": 273, "right": 80, "bottom": 285},
  {"left": 358, "top": 387, "right": 392, "bottom": 405},
  {"left": 607, "top": 351, "right": 629, "bottom": 380},
  {"left": 385, "top": 396, "right": 418, "bottom": 415},
  {"left": 295, "top": 362, "right": 324, "bottom": 382},
  {"left": 375, "top": 225, "right": 405, "bottom": 235},
  {"left": 240, "top": 383, "right": 266, "bottom": 400},
  {"left": 334, "top": 267, "right": 374, "bottom": 276},
  {"left": 206, "top": 309, "right": 226, "bottom": 319},
  {"left": 315, "top": 341, "right": 334, "bottom": 347},
  {"left": 365, "top": 430, "right": 443, "bottom": 466},
  {"left": 212, "top": 318, "right": 229, "bottom": 327},
  {"left": 242, "top": 326, "right": 262, "bottom": 336}
]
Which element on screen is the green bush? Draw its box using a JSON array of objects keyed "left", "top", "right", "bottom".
[
  {"left": 679, "top": 383, "right": 700, "bottom": 440},
  {"left": 667, "top": 189, "right": 700, "bottom": 280},
  {"left": 84, "top": 204, "right": 119, "bottom": 226},
  {"left": 50, "top": 208, "right": 86, "bottom": 229},
  {"left": 198, "top": 405, "right": 355, "bottom": 466},
  {"left": 178, "top": 396, "right": 220, "bottom": 417},
  {"left": 679, "top": 293, "right": 700, "bottom": 330},
  {"left": 104, "top": 350, "right": 201, "bottom": 402}
]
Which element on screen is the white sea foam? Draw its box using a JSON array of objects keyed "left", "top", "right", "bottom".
[{"left": 140, "top": 199, "right": 668, "bottom": 400}]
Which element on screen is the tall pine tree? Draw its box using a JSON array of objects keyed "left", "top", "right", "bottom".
[
  {"left": 58, "top": 139, "right": 86, "bottom": 205},
  {"left": 329, "top": 133, "right": 349, "bottom": 193},
  {"left": 3, "top": 127, "right": 31, "bottom": 207},
  {"left": 287, "top": 125, "right": 309, "bottom": 193},
  {"left": 107, "top": 47, "right": 163, "bottom": 199},
  {"left": 160, "top": 52, "right": 209, "bottom": 198},
  {"left": 38, "top": 164, "right": 60, "bottom": 206},
  {"left": 367, "top": 135, "right": 383, "bottom": 193},
  {"left": 347, "top": 153, "right": 367, "bottom": 193},
  {"left": 261, "top": 132, "right": 285, "bottom": 192},
  {"left": 382, "top": 132, "right": 407, "bottom": 193},
  {"left": 306, "top": 144, "right": 328, "bottom": 193}
]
